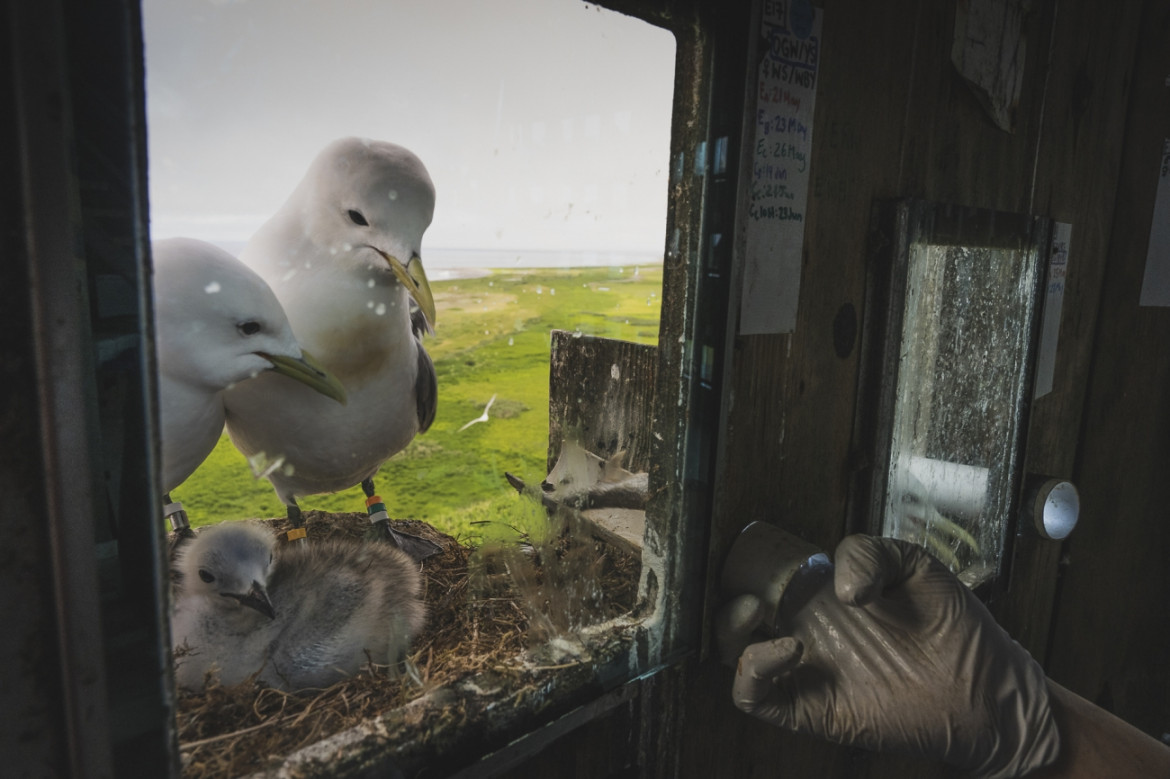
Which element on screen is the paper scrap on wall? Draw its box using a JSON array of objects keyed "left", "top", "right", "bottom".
[
  {"left": 740, "top": 0, "right": 822, "bottom": 335},
  {"left": 1034, "top": 222, "right": 1071, "bottom": 399},
  {"left": 1139, "top": 139, "right": 1170, "bottom": 307}
]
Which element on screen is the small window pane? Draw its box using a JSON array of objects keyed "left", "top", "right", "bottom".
[{"left": 870, "top": 203, "right": 1048, "bottom": 587}]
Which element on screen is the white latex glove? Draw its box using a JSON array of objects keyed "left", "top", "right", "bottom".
[{"left": 718, "top": 534, "right": 1060, "bottom": 779}]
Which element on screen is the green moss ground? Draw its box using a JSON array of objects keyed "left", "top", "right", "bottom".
[{"left": 170, "top": 265, "right": 663, "bottom": 544}]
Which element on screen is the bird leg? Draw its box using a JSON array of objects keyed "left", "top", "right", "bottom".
[
  {"left": 164, "top": 493, "right": 195, "bottom": 556},
  {"left": 285, "top": 500, "right": 309, "bottom": 545},
  {"left": 361, "top": 478, "right": 442, "bottom": 561}
]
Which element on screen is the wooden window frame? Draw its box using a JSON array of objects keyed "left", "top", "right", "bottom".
[{"left": 7, "top": 0, "right": 751, "bottom": 774}]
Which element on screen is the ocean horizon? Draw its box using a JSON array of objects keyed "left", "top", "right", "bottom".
[{"left": 204, "top": 241, "right": 663, "bottom": 280}]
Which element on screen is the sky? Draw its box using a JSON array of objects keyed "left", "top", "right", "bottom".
[{"left": 142, "top": 0, "right": 677, "bottom": 258}]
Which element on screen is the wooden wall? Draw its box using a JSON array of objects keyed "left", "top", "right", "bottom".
[
  {"left": 1046, "top": 0, "right": 1170, "bottom": 738},
  {"left": 691, "top": 0, "right": 1166, "bottom": 775}
]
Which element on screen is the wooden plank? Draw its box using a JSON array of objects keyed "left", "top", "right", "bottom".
[
  {"left": 998, "top": 0, "right": 1146, "bottom": 663},
  {"left": 547, "top": 330, "right": 658, "bottom": 475},
  {"left": 1045, "top": 0, "right": 1170, "bottom": 734}
]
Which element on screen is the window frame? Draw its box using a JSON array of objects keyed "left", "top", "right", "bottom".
[{"left": 8, "top": 0, "right": 750, "bottom": 775}]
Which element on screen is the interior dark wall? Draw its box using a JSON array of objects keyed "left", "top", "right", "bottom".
[{"left": 1047, "top": 0, "right": 1170, "bottom": 737}]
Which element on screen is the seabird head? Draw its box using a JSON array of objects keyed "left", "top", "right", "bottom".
[
  {"left": 152, "top": 237, "right": 347, "bottom": 402},
  {"left": 175, "top": 521, "right": 278, "bottom": 619},
  {"left": 293, "top": 137, "right": 437, "bottom": 332}
]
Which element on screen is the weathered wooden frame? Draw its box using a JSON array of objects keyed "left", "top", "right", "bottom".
[{"left": 4, "top": 0, "right": 748, "bottom": 774}]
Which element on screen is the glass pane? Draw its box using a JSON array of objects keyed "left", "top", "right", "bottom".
[
  {"left": 144, "top": 0, "right": 679, "bottom": 772},
  {"left": 882, "top": 243, "right": 1039, "bottom": 580},
  {"left": 143, "top": 0, "right": 675, "bottom": 541}
]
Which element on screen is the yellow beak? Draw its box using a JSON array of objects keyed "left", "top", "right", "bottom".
[
  {"left": 260, "top": 349, "right": 348, "bottom": 405},
  {"left": 371, "top": 249, "right": 437, "bottom": 334}
]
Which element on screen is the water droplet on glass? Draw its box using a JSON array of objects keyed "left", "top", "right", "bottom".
[
  {"left": 367, "top": 300, "right": 375, "bottom": 309},
  {"left": 387, "top": 189, "right": 398, "bottom": 201},
  {"left": 508, "top": 337, "right": 515, "bottom": 346},
  {"left": 375, "top": 303, "right": 387, "bottom": 316},
  {"left": 367, "top": 278, "right": 376, "bottom": 288},
  {"left": 204, "top": 281, "right": 221, "bottom": 294}
]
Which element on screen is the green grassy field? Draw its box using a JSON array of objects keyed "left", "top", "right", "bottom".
[{"left": 171, "top": 265, "right": 663, "bottom": 545}]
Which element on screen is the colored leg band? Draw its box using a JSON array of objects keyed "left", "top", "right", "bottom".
[{"left": 366, "top": 495, "right": 389, "bottom": 523}]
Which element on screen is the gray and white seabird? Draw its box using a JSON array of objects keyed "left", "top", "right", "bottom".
[
  {"left": 152, "top": 238, "right": 346, "bottom": 532},
  {"left": 222, "top": 138, "right": 439, "bottom": 558},
  {"left": 170, "top": 521, "right": 426, "bottom": 691}
]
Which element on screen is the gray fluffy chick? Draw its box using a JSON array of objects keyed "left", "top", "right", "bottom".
[{"left": 171, "top": 521, "right": 426, "bottom": 691}]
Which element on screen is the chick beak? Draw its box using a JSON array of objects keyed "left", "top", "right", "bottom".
[
  {"left": 369, "top": 248, "right": 436, "bottom": 334},
  {"left": 226, "top": 581, "right": 276, "bottom": 619},
  {"left": 259, "top": 349, "right": 348, "bottom": 405}
]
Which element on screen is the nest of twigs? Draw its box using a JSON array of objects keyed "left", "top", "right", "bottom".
[{"left": 173, "top": 509, "right": 639, "bottom": 778}]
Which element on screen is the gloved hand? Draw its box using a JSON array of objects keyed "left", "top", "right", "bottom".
[{"left": 718, "top": 534, "right": 1060, "bottom": 779}]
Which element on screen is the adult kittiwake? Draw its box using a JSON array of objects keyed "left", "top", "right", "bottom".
[
  {"left": 152, "top": 238, "right": 346, "bottom": 534},
  {"left": 222, "top": 138, "right": 439, "bottom": 558},
  {"left": 171, "top": 521, "right": 426, "bottom": 691}
]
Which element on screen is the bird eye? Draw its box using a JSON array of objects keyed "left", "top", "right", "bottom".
[
  {"left": 237, "top": 321, "right": 262, "bottom": 336},
  {"left": 198, "top": 569, "right": 215, "bottom": 583},
  {"left": 347, "top": 209, "right": 369, "bottom": 226}
]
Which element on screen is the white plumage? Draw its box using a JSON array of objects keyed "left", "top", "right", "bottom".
[
  {"left": 171, "top": 521, "right": 426, "bottom": 691},
  {"left": 222, "top": 138, "right": 438, "bottom": 555},
  {"left": 152, "top": 237, "right": 346, "bottom": 494}
]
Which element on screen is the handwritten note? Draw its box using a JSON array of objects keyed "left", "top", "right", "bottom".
[
  {"left": 1139, "top": 139, "right": 1170, "bottom": 307},
  {"left": 740, "top": 0, "right": 822, "bottom": 335},
  {"left": 1034, "top": 222, "right": 1071, "bottom": 399}
]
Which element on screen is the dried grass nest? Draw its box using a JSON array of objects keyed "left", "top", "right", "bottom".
[{"left": 173, "top": 510, "right": 639, "bottom": 778}]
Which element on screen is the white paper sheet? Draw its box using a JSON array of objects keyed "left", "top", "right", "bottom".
[{"left": 740, "top": 0, "right": 822, "bottom": 335}]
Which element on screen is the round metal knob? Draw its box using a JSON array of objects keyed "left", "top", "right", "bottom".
[{"left": 1028, "top": 478, "right": 1079, "bottom": 540}]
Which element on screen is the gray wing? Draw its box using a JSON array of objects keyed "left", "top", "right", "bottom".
[
  {"left": 415, "top": 337, "right": 437, "bottom": 434},
  {"left": 409, "top": 304, "right": 437, "bottom": 433}
]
